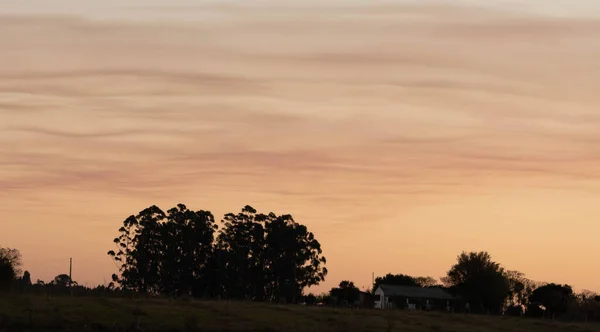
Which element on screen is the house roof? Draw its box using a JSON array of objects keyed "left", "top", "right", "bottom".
[{"left": 377, "top": 284, "right": 454, "bottom": 300}]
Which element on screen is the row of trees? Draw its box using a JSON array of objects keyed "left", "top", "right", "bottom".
[
  {"left": 374, "top": 273, "right": 438, "bottom": 291},
  {"left": 0, "top": 247, "right": 79, "bottom": 293},
  {"left": 441, "top": 251, "right": 595, "bottom": 319},
  {"left": 328, "top": 251, "right": 600, "bottom": 321},
  {"left": 107, "top": 204, "right": 327, "bottom": 303},
  {"left": 4, "top": 209, "right": 600, "bottom": 323}
]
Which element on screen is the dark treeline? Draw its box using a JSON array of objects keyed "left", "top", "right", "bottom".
[
  {"left": 0, "top": 247, "right": 92, "bottom": 295},
  {"left": 324, "top": 251, "right": 600, "bottom": 322},
  {"left": 107, "top": 204, "right": 327, "bottom": 303},
  {"left": 2, "top": 207, "right": 600, "bottom": 324},
  {"left": 1, "top": 204, "right": 327, "bottom": 303}
]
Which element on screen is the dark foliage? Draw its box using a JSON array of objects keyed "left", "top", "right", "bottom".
[
  {"left": 303, "top": 293, "right": 318, "bottom": 305},
  {"left": 108, "top": 204, "right": 327, "bottom": 302},
  {"left": 372, "top": 273, "right": 438, "bottom": 293},
  {"left": 526, "top": 303, "right": 546, "bottom": 318},
  {"left": 0, "top": 258, "right": 15, "bottom": 292},
  {"left": 0, "top": 247, "right": 22, "bottom": 292},
  {"left": 330, "top": 280, "right": 360, "bottom": 306},
  {"left": 4, "top": 206, "right": 600, "bottom": 325},
  {"left": 443, "top": 251, "right": 510, "bottom": 314},
  {"left": 529, "top": 283, "right": 574, "bottom": 318},
  {"left": 0, "top": 247, "right": 22, "bottom": 277}
]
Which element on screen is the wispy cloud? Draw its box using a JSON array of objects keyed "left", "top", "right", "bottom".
[{"left": 1, "top": 2, "right": 600, "bottom": 291}]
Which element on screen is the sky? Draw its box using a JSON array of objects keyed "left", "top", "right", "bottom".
[{"left": 1, "top": 0, "right": 600, "bottom": 292}]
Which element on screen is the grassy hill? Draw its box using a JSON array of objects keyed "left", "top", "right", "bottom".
[{"left": 1, "top": 295, "right": 599, "bottom": 331}]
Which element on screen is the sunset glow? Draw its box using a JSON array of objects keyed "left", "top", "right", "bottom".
[{"left": 1, "top": 0, "right": 600, "bottom": 293}]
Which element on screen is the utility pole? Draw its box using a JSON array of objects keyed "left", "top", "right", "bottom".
[{"left": 69, "top": 258, "right": 73, "bottom": 297}]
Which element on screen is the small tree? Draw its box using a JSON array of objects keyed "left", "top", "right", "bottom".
[
  {"left": 0, "top": 257, "right": 16, "bottom": 291},
  {"left": 443, "top": 251, "right": 510, "bottom": 314},
  {"left": 304, "top": 293, "right": 318, "bottom": 305},
  {"left": 0, "top": 247, "right": 22, "bottom": 276},
  {"left": 330, "top": 280, "right": 360, "bottom": 306},
  {"left": 51, "top": 274, "right": 75, "bottom": 288},
  {"left": 21, "top": 271, "right": 32, "bottom": 286},
  {"left": 17, "top": 270, "right": 33, "bottom": 292},
  {"left": 529, "top": 284, "right": 574, "bottom": 319}
]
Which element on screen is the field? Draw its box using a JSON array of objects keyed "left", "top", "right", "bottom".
[{"left": 1, "top": 296, "right": 599, "bottom": 332}]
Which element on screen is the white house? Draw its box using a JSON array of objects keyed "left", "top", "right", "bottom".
[{"left": 373, "top": 284, "right": 455, "bottom": 310}]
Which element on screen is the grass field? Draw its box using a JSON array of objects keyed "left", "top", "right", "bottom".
[{"left": 1, "top": 295, "right": 599, "bottom": 332}]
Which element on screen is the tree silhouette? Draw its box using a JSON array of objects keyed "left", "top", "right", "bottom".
[
  {"left": 108, "top": 204, "right": 326, "bottom": 301},
  {"left": 529, "top": 283, "right": 574, "bottom": 318},
  {"left": 51, "top": 274, "right": 75, "bottom": 287},
  {"left": 373, "top": 273, "right": 420, "bottom": 293},
  {"left": 215, "top": 206, "right": 326, "bottom": 302},
  {"left": 572, "top": 290, "right": 600, "bottom": 321},
  {"left": 21, "top": 271, "right": 32, "bottom": 285},
  {"left": 0, "top": 257, "right": 15, "bottom": 291},
  {"left": 7, "top": 229, "right": 600, "bottom": 322},
  {"left": 215, "top": 206, "right": 267, "bottom": 300},
  {"left": 0, "top": 247, "right": 21, "bottom": 292},
  {"left": 303, "top": 293, "right": 318, "bottom": 305},
  {"left": 503, "top": 270, "right": 531, "bottom": 316},
  {"left": 161, "top": 204, "right": 217, "bottom": 297},
  {"left": 109, "top": 204, "right": 218, "bottom": 297},
  {"left": 330, "top": 280, "right": 360, "bottom": 306},
  {"left": 443, "top": 251, "right": 509, "bottom": 314},
  {"left": 16, "top": 270, "right": 32, "bottom": 292},
  {"left": 0, "top": 247, "right": 22, "bottom": 277},
  {"left": 109, "top": 205, "right": 165, "bottom": 293},
  {"left": 264, "top": 212, "right": 327, "bottom": 303},
  {"left": 503, "top": 270, "right": 543, "bottom": 313}
]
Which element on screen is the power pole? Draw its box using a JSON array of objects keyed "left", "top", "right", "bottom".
[{"left": 69, "top": 258, "right": 73, "bottom": 297}]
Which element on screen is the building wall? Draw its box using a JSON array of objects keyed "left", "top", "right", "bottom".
[
  {"left": 374, "top": 287, "right": 386, "bottom": 309},
  {"left": 374, "top": 286, "right": 454, "bottom": 310}
]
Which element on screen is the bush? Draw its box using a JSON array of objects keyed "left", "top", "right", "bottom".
[{"left": 0, "top": 259, "right": 16, "bottom": 292}]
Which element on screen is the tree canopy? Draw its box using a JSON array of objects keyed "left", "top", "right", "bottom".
[
  {"left": 4, "top": 203, "right": 600, "bottom": 322},
  {"left": 330, "top": 280, "right": 361, "bottom": 306},
  {"left": 51, "top": 274, "right": 75, "bottom": 288},
  {"left": 529, "top": 283, "right": 575, "bottom": 318},
  {"left": 0, "top": 246, "right": 20, "bottom": 291},
  {"left": 443, "top": 251, "right": 510, "bottom": 314},
  {"left": 373, "top": 273, "right": 438, "bottom": 293},
  {"left": 0, "top": 257, "right": 15, "bottom": 291},
  {"left": 108, "top": 204, "right": 326, "bottom": 302}
]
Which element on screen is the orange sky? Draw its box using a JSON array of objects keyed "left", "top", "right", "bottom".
[{"left": 1, "top": 1, "right": 600, "bottom": 293}]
